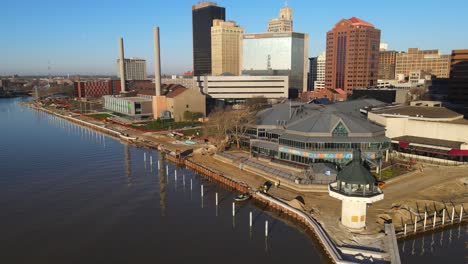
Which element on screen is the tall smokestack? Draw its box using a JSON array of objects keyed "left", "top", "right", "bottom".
[
  {"left": 118, "top": 37, "right": 127, "bottom": 92},
  {"left": 153, "top": 27, "right": 161, "bottom": 96}
]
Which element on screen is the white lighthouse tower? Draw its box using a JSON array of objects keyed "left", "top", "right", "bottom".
[{"left": 328, "top": 150, "right": 384, "bottom": 230}]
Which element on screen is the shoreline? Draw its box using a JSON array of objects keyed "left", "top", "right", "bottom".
[{"left": 25, "top": 101, "right": 468, "bottom": 263}]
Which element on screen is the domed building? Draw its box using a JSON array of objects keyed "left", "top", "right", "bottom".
[{"left": 328, "top": 150, "right": 384, "bottom": 229}]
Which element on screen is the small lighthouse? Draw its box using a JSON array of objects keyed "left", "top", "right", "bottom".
[{"left": 328, "top": 150, "right": 384, "bottom": 230}]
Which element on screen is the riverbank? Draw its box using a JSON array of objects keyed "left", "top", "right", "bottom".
[{"left": 23, "top": 101, "right": 467, "bottom": 263}]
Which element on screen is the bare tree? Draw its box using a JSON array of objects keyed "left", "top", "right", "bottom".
[{"left": 227, "top": 107, "right": 257, "bottom": 149}]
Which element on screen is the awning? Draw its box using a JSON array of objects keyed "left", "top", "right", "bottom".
[
  {"left": 399, "top": 142, "right": 410, "bottom": 148},
  {"left": 448, "top": 149, "right": 468, "bottom": 156}
]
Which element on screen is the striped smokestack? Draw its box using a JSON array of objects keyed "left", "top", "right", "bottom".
[
  {"left": 153, "top": 27, "right": 161, "bottom": 96},
  {"left": 118, "top": 37, "right": 127, "bottom": 92}
]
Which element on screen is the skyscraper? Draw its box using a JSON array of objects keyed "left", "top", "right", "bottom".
[
  {"left": 267, "top": 4, "right": 293, "bottom": 33},
  {"left": 116, "top": 58, "right": 147, "bottom": 80},
  {"left": 448, "top": 49, "right": 468, "bottom": 104},
  {"left": 308, "top": 52, "right": 326, "bottom": 90},
  {"left": 325, "top": 17, "right": 380, "bottom": 94},
  {"left": 211, "top": 19, "right": 244, "bottom": 76},
  {"left": 192, "top": 2, "right": 225, "bottom": 76}
]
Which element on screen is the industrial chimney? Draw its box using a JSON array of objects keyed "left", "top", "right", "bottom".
[
  {"left": 118, "top": 37, "right": 127, "bottom": 92},
  {"left": 153, "top": 27, "right": 161, "bottom": 96}
]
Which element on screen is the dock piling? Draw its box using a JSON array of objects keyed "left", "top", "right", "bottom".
[
  {"left": 433, "top": 211, "right": 437, "bottom": 229},
  {"left": 191, "top": 179, "right": 193, "bottom": 191},
  {"left": 215, "top": 192, "right": 218, "bottom": 206},
  {"left": 442, "top": 209, "right": 445, "bottom": 225},
  {"left": 265, "top": 221, "right": 268, "bottom": 237},
  {"left": 232, "top": 202, "right": 235, "bottom": 216},
  {"left": 201, "top": 185, "right": 204, "bottom": 197},
  {"left": 175, "top": 170, "right": 177, "bottom": 181},
  {"left": 150, "top": 155, "right": 153, "bottom": 165},
  {"left": 451, "top": 207, "right": 455, "bottom": 224},
  {"left": 144, "top": 153, "right": 146, "bottom": 162},
  {"left": 250, "top": 212, "right": 252, "bottom": 228},
  {"left": 404, "top": 224, "right": 407, "bottom": 236},
  {"left": 414, "top": 216, "right": 418, "bottom": 233},
  {"left": 424, "top": 212, "right": 427, "bottom": 230},
  {"left": 460, "top": 206, "right": 464, "bottom": 223}
]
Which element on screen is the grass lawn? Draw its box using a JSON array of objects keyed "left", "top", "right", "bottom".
[
  {"left": 376, "top": 165, "right": 414, "bottom": 180},
  {"left": 90, "top": 113, "right": 113, "bottom": 119}
]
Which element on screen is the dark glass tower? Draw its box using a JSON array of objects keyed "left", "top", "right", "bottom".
[{"left": 192, "top": 2, "right": 225, "bottom": 76}]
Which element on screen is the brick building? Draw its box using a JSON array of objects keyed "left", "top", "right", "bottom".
[
  {"left": 325, "top": 17, "right": 380, "bottom": 94},
  {"left": 73, "top": 80, "right": 122, "bottom": 98}
]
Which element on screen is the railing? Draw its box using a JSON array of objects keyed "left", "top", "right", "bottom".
[{"left": 329, "top": 183, "right": 383, "bottom": 198}]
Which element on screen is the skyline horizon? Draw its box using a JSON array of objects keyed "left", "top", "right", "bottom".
[{"left": 3, "top": 0, "right": 467, "bottom": 76}]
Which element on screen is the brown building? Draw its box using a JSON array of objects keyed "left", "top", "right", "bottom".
[
  {"left": 395, "top": 48, "right": 451, "bottom": 78},
  {"left": 73, "top": 80, "right": 122, "bottom": 98},
  {"left": 448, "top": 49, "right": 468, "bottom": 104},
  {"left": 325, "top": 17, "right": 380, "bottom": 94},
  {"left": 378, "top": 50, "right": 398, "bottom": 79},
  {"left": 267, "top": 4, "right": 293, "bottom": 33}
]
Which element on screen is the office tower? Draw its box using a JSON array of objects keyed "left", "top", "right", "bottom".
[
  {"left": 117, "top": 58, "right": 147, "bottom": 80},
  {"left": 378, "top": 50, "right": 398, "bottom": 80},
  {"left": 192, "top": 2, "right": 226, "bottom": 76},
  {"left": 448, "top": 49, "right": 468, "bottom": 104},
  {"left": 395, "top": 48, "right": 451, "bottom": 78},
  {"left": 309, "top": 52, "right": 326, "bottom": 90},
  {"left": 242, "top": 32, "right": 308, "bottom": 94},
  {"left": 267, "top": 4, "right": 293, "bottom": 32},
  {"left": 325, "top": 17, "right": 380, "bottom": 94},
  {"left": 211, "top": 19, "right": 244, "bottom": 75}
]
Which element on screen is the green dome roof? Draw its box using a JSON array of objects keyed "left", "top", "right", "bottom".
[{"left": 337, "top": 150, "right": 376, "bottom": 185}]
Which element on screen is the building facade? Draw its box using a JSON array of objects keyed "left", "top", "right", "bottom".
[
  {"left": 325, "top": 17, "right": 381, "bottom": 94},
  {"left": 197, "top": 75, "right": 289, "bottom": 100},
  {"left": 395, "top": 48, "right": 451, "bottom": 78},
  {"left": 152, "top": 86, "right": 206, "bottom": 122},
  {"left": 368, "top": 103, "right": 468, "bottom": 163},
  {"left": 267, "top": 4, "right": 293, "bottom": 33},
  {"left": 378, "top": 50, "right": 397, "bottom": 80},
  {"left": 211, "top": 20, "right": 244, "bottom": 76},
  {"left": 242, "top": 32, "right": 308, "bottom": 94},
  {"left": 103, "top": 95, "right": 153, "bottom": 119},
  {"left": 73, "top": 80, "right": 122, "bottom": 98},
  {"left": 117, "top": 58, "right": 147, "bottom": 80},
  {"left": 245, "top": 99, "right": 390, "bottom": 167},
  {"left": 448, "top": 49, "right": 468, "bottom": 104},
  {"left": 192, "top": 2, "right": 226, "bottom": 76},
  {"left": 308, "top": 52, "right": 326, "bottom": 90}
]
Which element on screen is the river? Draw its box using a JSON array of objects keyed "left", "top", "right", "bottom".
[{"left": 0, "top": 98, "right": 328, "bottom": 263}]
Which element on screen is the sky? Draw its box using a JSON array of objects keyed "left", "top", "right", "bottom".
[{"left": 2, "top": 0, "right": 467, "bottom": 76}]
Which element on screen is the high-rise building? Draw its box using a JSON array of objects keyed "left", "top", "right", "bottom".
[
  {"left": 117, "top": 58, "right": 147, "bottom": 80},
  {"left": 211, "top": 19, "right": 244, "bottom": 75},
  {"left": 448, "top": 49, "right": 468, "bottom": 104},
  {"left": 192, "top": 2, "right": 226, "bottom": 76},
  {"left": 395, "top": 48, "right": 451, "bottom": 78},
  {"left": 242, "top": 32, "right": 308, "bottom": 95},
  {"left": 325, "top": 17, "right": 380, "bottom": 94},
  {"left": 267, "top": 4, "right": 293, "bottom": 33},
  {"left": 378, "top": 50, "right": 398, "bottom": 80},
  {"left": 308, "top": 52, "right": 326, "bottom": 90}
]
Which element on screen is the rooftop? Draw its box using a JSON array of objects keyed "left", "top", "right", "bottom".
[
  {"left": 371, "top": 106, "right": 463, "bottom": 119},
  {"left": 392, "top": 135, "right": 465, "bottom": 149},
  {"left": 256, "top": 99, "right": 387, "bottom": 135},
  {"left": 348, "top": 17, "right": 374, "bottom": 27}
]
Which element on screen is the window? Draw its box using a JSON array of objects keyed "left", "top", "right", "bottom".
[{"left": 332, "top": 122, "right": 348, "bottom": 137}]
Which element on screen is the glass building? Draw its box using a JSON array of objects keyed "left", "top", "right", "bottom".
[
  {"left": 242, "top": 32, "right": 308, "bottom": 95},
  {"left": 244, "top": 99, "right": 391, "bottom": 167},
  {"left": 192, "top": 2, "right": 225, "bottom": 76}
]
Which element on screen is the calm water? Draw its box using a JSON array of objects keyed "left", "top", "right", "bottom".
[
  {"left": 0, "top": 98, "right": 328, "bottom": 263},
  {"left": 398, "top": 225, "right": 466, "bottom": 264}
]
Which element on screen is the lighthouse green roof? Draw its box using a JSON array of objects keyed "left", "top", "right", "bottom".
[{"left": 337, "top": 150, "right": 376, "bottom": 185}]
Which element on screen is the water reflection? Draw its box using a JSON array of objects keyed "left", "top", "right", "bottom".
[
  {"left": 158, "top": 154, "right": 167, "bottom": 216},
  {"left": 399, "top": 225, "right": 466, "bottom": 263}
]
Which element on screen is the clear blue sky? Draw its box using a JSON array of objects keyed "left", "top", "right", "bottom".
[{"left": 2, "top": 0, "right": 467, "bottom": 76}]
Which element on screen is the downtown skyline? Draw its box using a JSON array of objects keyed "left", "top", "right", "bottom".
[{"left": 3, "top": 0, "right": 468, "bottom": 76}]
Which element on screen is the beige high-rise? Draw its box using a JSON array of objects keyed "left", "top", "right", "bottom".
[
  {"left": 395, "top": 48, "right": 451, "bottom": 78},
  {"left": 211, "top": 19, "right": 244, "bottom": 76},
  {"left": 267, "top": 5, "right": 293, "bottom": 32}
]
